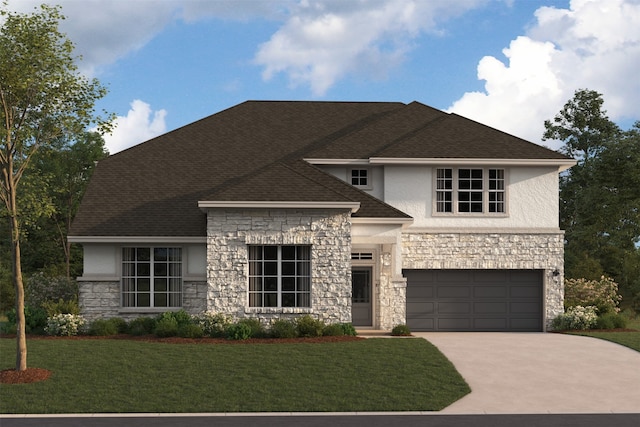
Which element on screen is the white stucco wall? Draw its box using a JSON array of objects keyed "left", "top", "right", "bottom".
[{"left": 383, "top": 165, "right": 560, "bottom": 229}]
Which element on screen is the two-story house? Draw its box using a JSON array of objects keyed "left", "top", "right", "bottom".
[{"left": 69, "top": 101, "right": 575, "bottom": 331}]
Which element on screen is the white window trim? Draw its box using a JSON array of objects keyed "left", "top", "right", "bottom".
[
  {"left": 349, "top": 167, "right": 373, "bottom": 190},
  {"left": 432, "top": 167, "right": 509, "bottom": 217}
]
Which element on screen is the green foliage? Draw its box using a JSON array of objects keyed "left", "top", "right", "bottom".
[
  {"left": 178, "top": 323, "right": 204, "bottom": 339},
  {"left": 225, "top": 322, "right": 252, "bottom": 340},
  {"left": 322, "top": 323, "right": 345, "bottom": 337},
  {"left": 41, "top": 298, "right": 79, "bottom": 316},
  {"left": 128, "top": 317, "right": 156, "bottom": 336},
  {"left": 88, "top": 319, "right": 120, "bottom": 336},
  {"left": 564, "top": 276, "right": 623, "bottom": 313},
  {"left": 633, "top": 292, "right": 640, "bottom": 314},
  {"left": 238, "top": 318, "right": 266, "bottom": 338},
  {"left": 552, "top": 306, "right": 599, "bottom": 330},
  {"left": 0, "top": 263, "right": 14, "bottom": 313},
  {"left": 296, "top": 315, "right": 325, "bottom": 337},
  {"left": 25, "top": 273, "right": 78, "bottom": 309},
  {"left": 391, "top": 324, "right": 412, "bottom": 336},
  {"left": 196, "top": 311, "right": 232, "bottom": 337},
  {"left": 154, "top": 317, "right": 179, "bottom": 338},
  {"left": 595, "top": 312, "right": 628, "bottom": 330},
  {"left": 339, "top": 323, "right": 358, "bottom": 336},
  {"left": 270, "top": 319, "right": 298, "bottom": 338},
  {"left": 7, "top": 305, "right": 48, "bottom": 334}
]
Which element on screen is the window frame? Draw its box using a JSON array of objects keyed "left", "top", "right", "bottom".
[
  {"left": 433, "top": 167, "right": 508, "bottom": 216},
  {"left": 248, "top": 245, "right": 312, "bottom": 308},
  {"left": 121, "top": 247, "right": 183, "bottom": 309},
  {"left": 349, "top": 168, "right": 372, "bottom": 190}
]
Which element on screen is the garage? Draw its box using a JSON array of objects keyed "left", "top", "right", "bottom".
[{"left": 404, "top": 269, "right": 543, "bottom": 332}]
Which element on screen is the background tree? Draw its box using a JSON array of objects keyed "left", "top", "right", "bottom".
[
  {"left": 1, "top": 3, "right": 112, "bottom": 371},
  {"left": 544, "top": 89, "right": 640, "bottom": 305}
]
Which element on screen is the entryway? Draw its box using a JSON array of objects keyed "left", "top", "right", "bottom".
[{"left": 352, "top": 267, "right": 372, "bottom": 326}]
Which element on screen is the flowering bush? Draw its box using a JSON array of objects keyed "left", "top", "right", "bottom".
[
  {"left": 196, "top": 311, "right": 232, "bottom": 337},
  {"left": 45, "top": 314, "right": 86, "bottom": 336},
  {"left": 552, "top": 306, "right": 599, "bottom": 330},
  {"left": 564, "top": 276, "right": 622, "bottom": 313}
]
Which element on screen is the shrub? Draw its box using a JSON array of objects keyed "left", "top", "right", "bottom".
[
  {"left": 322, "top": 323, "right": 345, "bottom": 337},
  {"left": 7, "top": 306, "right": 48, "bottom": 334},
  {"left": 632, "top": 292, "right": 640, "bottom": 314},
  {"left": 552, "top": 305, "right": 598, "bottom": 330},
  {"left": 25, "top": 273, "right": 78, "bottom": 309},
  {"left": 296, "top": 315, "right": 325, "bottom": 337},
  {"left": 270, "top": 319, "right": 298, "bottom": 338},
  {"left": 128, "top": 317, "right": 156, "bottom": 336},
  {"left": 41, "top": 298, "right": 80, "bottom": 316},
  {"left": 178, "top": 323, "right": 204, "bottom": 338},
  {"left": 339, "top": 323, "right": 357, "bottom": 336},
  {"left": 564, "top": 276, "right": 622, "bottom": 314},
  {"left": 238, "top": 318, "right": 266, "bottom": 338},
  {"left": 391, "top": 324, "right": 411, "bottom": 336},
  {"left": 225, "top": 322, "right": 252, "bottom": 340},
  {"left": 196, "top": 311, "right": 232, "bottom": 337},
  {"left": 154, "top": 316, "right": 179, "bottom": 337},
  {"left": 595, "top": 312, "right": 628, "bottom": 330},
  {"left": 88, "top": 318, "right": 120, "bottom": 336},
  {"left": 45, "top": 314, "right": 86, "bottom": 336},
  {"left": 170, "top": 309, "right": 194, "bottom": 327}
]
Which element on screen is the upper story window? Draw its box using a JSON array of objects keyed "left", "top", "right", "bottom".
[
  {"left": 350, "top": 168, "right": 370, "bottom": 188},
  {"left": 122, "top": 247, "right": 182, "bottom": 308},
  {"left": 248, "top": 245, "right": 311, "bottom": 308},
  {"left": 435, "top": 168, "right": 506, "bottom": 215}
]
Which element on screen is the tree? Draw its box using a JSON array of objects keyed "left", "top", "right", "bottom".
[
  {"left": 544, "top": 90, "right": 640, "bottom": 301},
  {"left": 1, "top": 4, "right": 112, "bottom": 371}
]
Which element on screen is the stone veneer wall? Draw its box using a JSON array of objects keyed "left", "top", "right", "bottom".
[
  {"left": 206, "top": 208, "right": 352, "bottom": 324},
  {"left": 79, "top": 281, "right": 207, "bottom": 322},
  {"left": 401, "top": 232, "right": 565, "bottom": 329},
  {"left": 377, "top": 249, "right": 407, "bottom": 330}
]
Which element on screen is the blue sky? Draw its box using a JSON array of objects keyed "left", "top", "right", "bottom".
[{"left": 8, "top": 0, "right": 640, "bottom": 154}]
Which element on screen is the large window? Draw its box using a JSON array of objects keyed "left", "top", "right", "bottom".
[
  {"left": 248, "top": 245, "right": 311, "bottom": 308},
  {"left": 435, "top": 168, "right": 506, "bottom": 214},
  {"left": 122, "top": 247, "right": 182, "bottom": 308}
]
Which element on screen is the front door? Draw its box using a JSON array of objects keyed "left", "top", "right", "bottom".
[{"left": 352, "top": 267, "right": 372, "bottom": 326}]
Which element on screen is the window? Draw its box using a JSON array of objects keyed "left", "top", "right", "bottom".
[
  {"left": 350, "top": 168, "right": 369, "bottom": 187},
  {"left": 435, "top": 168, "right": 506, "bottom": 214},
  {"left": 248, "top": 245, "right": 311, "bottom": 308},
  {"left": 122, "top": 247, "right": 182, "bottom": 308}
]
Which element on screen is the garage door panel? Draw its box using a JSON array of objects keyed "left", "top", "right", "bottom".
[
  {"left": 438, "top": 318, "right": 471, "bottom": 330},
  {"left": 474, "top": 318, "right": 508, "bottom": 330},
  {"left": 438, "top": 302, "right": 471, "bottom": 314},
  {"left": 404, "top": 269, "right": 543, "bottom": 332},
  {"left": 474, "top": 302, "right": 508, "bottom": 314},
  {"left": 437, "top": 286, "right": 471, "bottom": 298},
  {"left": 474, "top": 286, "right": 508, "bottom": 298}
]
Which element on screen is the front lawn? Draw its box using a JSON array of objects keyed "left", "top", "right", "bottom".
[
  {"left": 568, "top": 331, "right": 640, "bottom": 352},
  {"left": 0, "top": 337, "right": 470, "bottom": 413}
]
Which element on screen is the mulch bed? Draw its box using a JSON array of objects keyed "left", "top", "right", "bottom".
[{"left": 0, "top": 334, "right": 364, "bottom": 384}]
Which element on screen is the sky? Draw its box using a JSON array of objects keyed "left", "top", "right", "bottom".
[{"left": 6, "top": 0, "right": 640, "bottom": 154}]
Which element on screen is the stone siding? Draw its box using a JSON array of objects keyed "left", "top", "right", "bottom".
[
  {"left": 79, "top": 280, "right": 207, "bottom": 321},
  {"left": 206, "top": 208, "right": 352, "bottom": 324},
  {"left": 401, "top": 232, "right": 565, "bottom": 329},
  {"left": 377, "top": 249, "right": 407, "bottom": 330}
]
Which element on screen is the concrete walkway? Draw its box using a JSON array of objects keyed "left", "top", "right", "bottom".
[{"left": 415, "top": 332, "right": 640, "bottom": 414}]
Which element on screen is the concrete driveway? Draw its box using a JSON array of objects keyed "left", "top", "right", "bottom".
[{"left": 416, "top": 332, "right": 640, "bottom": 414}]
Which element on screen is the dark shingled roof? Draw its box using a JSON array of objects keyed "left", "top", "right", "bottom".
[{"left": 70, "top": 100, "right": 571, "bottom": 238}]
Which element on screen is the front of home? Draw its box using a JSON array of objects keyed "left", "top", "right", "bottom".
[{"left": 69, "top": 101, "right": 575, "bottom": 331}]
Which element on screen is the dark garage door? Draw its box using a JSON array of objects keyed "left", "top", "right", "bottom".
[{"left": 404, "top": 269, "right": 543, "bottom": 332}]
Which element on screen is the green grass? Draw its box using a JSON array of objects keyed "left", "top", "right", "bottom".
[
  {"left": 0, "top": 337, "right": 470, "bottom": 413},
  {"left": 569, "top": 312, "right": 640, "bottom": 352}
]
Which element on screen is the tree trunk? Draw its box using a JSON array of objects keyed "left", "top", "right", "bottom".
[{"left": 9, "top": 195, "right": 27, "bottom": 371}]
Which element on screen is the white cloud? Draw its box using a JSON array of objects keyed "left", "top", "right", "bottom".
[
  {"left": 254, "top": 0, "right": 488, "bottom": 96},
  {"left": 448, "top": 0, "right": 640, "bottom": 148},
  {"left": 103, "top": 100, "right": 167, "bottom": 154}
]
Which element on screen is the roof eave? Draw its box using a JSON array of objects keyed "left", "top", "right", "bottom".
[
  {"left": 368, "top": 157, "right": 577, "bottom": 171},
  {"left": 198, "top": 200, "right": 361, "bottom": 213}
]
